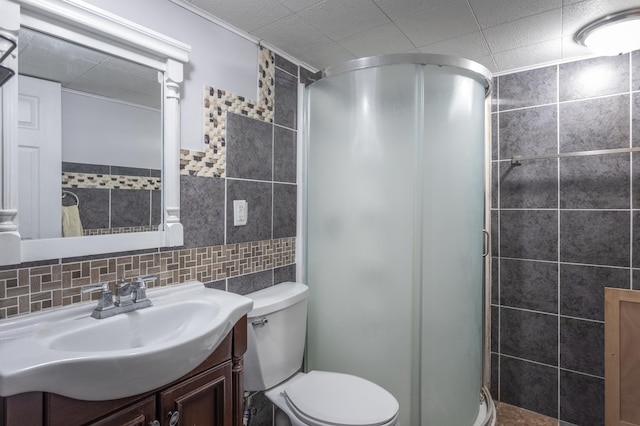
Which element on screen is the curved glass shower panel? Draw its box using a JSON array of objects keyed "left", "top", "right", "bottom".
[
  {"left": 305, "top": 55, "right": 490, "bottom": 425},
  {"left": 420, "top": 66, "right": 486, "bottom": 425},
  {"left": 306, "top": 63, "right": 420, "bottom": 425}
]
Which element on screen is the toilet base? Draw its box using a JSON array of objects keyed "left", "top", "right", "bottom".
[
  {"left": 264, "top": 373, "right": 311, "bottom": 426},
  {"left": 264, "top": 373, "right": 399, "bottom": 426}
]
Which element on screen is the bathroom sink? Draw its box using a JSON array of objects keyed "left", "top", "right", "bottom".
[{"left": 0, "top": 281, "right": 253, "bottom": 400}]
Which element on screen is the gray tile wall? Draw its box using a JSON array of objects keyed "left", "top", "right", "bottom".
[
  {"left": 491, "top": 51, "right": 640, "bottom": 426},
  {"left": 181, "top": 53, "right": 301, "bottom": 299},
  {"left": 61, "top": 162, "right": 160, "bottom": 230}
]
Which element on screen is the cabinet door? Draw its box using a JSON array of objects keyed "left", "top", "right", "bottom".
[
  {"left": 160, "top": 361, "right": 232, "bottom": 426},
  {"left": 89, "top": 396, "right": 157, "bottom": 426},
  {"left": 605, "top": 288, "right": 640, "bottom": 426}
]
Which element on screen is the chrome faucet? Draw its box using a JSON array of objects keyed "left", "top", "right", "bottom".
[
  {"left": 82, "top": 282, "right": 114, "bottom": 319},
  {"left": 115, "top": 281, "right": 134, "bottom": 307},
  {"left": 82, "top": 274, "right": 157, "bottom": 319}
]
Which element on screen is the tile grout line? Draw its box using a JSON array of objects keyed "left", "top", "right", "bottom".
[{"left": 556, "top": 62, "right": 561, "bottom": 422}]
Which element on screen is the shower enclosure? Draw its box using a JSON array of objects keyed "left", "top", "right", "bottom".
[{"left": 304, "top": 54, "right": 492, "bottom": 425}]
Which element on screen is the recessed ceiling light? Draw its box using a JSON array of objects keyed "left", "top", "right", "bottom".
[{"left": 575, "top": 8, "right": 640, "bottom": 56}]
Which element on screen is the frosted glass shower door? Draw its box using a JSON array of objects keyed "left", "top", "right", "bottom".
[
  {"left": 305, "top": 56, "right": 489, "bottom": 426},
  {"left": 306, "top": 63, "right": 421, "bottom": 425},
  {"left": 419, "top": 67, "right": 486, "bottom": 425}
]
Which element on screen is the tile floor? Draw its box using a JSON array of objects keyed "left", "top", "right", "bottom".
[{"left": 496, "top": 403, "right": 558, "bottom": 426}]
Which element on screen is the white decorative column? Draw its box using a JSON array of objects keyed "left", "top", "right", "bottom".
[
  {"left": 0, "top": 5, "right": 21, "bottom": 265},
  {"left": 163, "top": 58, "right": 183, "bottom": 246}
]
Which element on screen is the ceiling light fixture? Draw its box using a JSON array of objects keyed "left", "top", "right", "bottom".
[{"left": 575, "top": 8, "right": 640, "bottom": 56}]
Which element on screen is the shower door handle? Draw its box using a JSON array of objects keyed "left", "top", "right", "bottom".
[{"left": 482, "top": 229, "right": 489, "bottom": 257}]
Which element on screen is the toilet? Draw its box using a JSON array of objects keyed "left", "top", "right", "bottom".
[{"left": 243, "top": 282, "right": 400, "bottom": 426}]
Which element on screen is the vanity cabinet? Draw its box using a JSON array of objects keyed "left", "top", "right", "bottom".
[{"left": 0, "top": 316, "right": 247, "bottom": 426}]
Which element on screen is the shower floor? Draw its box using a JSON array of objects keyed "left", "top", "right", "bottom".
[{"left": 496, "top": 403, "right": 557, "bottom": 426}]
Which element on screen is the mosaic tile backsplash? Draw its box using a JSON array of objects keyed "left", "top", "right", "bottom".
[
  {"left": 180, "top": 47, "right": 275, "bottom": 178},
  {"left": 0, "top": 237, "right": 295, "bottom": 319}
]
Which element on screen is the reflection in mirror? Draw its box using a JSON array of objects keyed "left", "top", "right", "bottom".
[{"left": 17, "top": 27, "right": 162, "bottom": 240}]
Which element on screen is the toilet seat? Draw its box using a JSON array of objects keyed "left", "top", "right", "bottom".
[{"left": 283, "top": 371, "right": 399, "bottom": 426}]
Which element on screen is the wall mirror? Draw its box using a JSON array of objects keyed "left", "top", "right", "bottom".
[
  {"left": 0, "top": 0, "right": 191, "bottom": 265},
  {"left": 19, "top": 27, "right": 163, "bottom": 240}
]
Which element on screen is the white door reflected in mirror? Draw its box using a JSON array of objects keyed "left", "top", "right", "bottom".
[{"left": 18, "top": 75, "right": 61, "bottom": 240}]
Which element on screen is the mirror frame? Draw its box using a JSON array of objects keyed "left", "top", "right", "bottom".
[{"left": 0, "top": 0, "right": 191, "bottom": 265}]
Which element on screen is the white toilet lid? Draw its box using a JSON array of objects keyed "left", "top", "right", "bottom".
[{"left": 283, "top": 371, "right": 399, "bottom": 426}]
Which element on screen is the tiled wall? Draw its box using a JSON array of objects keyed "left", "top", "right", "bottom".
[
  {"left": 491, "top": 50, "right": 640, "bottom": 425},
  {"left": 0, "top": 238, "right": 295, "bottom": 318},
  {"left": 0, "top": 50, "right": 305, "bottom": 321},
  {"left": 62, "top": 162, "right": 161, "bottom": 235}
]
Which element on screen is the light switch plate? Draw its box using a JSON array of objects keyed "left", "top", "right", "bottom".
[{"left": 233, "top": 200, "right": 248, "bottom": 226}]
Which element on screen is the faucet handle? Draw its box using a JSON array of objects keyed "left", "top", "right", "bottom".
[
  {"left": 81, "top": 282, "right": 109, "bottom": 293},
  {"left": 81, "top": 282, "right": 114, "bottom": 312},
  {"left": 137, "top": 274, "right": 158, "bottom": 284},
  {"left": 132, "top": 274, "right": 157, "bottom": 303}
]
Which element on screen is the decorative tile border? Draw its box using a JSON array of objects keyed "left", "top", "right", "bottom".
[
  {"left": 0, "top": 237, "right": 295, "bottom": 320},
  {"left": 83, "top": 225, "right": 159, "bottom": 236},
  {"left": 179, "top": 47, "right": 275, "bottom": 178},
  {"left": 258, "top": 46, "right": 275, "bottom": 116},
  {"left": 62, "top": 172, "right": 161, "bottom": 190}
]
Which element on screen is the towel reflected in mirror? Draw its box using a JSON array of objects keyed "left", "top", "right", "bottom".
[{"left": 62, "top": 205, "right": 83, "bottom": 237}]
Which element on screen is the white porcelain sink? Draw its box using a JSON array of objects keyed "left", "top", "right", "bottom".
[{"left": 0, "top": 281, "right": 253, "bottom": 400}]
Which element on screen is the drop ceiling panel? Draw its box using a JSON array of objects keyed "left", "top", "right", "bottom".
[
  {"left": 419, "top": 31, "right": 491, "bottom": 60},
  {"left": 169, "top": 0, "right": 640, "bottom": 74},
  {"left": 279, "top": 0, "right": 323, "bottom": 12},
  {"left": 297, "top": 0, "right": 391, "bottom": 41},
  {"left": 252, "top": 14, "right": 334, "bottom": 55},
  {"left": 395, "top": 0, "right": 480, "bottom": 47},
  {"left": 339, "top": 23, "right": 415, "bottom": 58},
  {"left": 468, "top": 0, "right": 561, "bottom": 29},
  {"left": 482, "top": 9, "right": 562, "bottom": 53},
  {"left": 372, "top": 0, "right": 451, "bottom": 21},
  {"left": 19, "top": 44, "right": 102, "bottom": 85},
  {"left": 493, "top": 38, "right": 561, "bottom": 70},
  {"left": 188, "top": 0, "right": 292, "bottom": 32},
  {"left": 473, "top": 54, "right": 498, "bottom": 73},
  {"left": 295, "top": 42, "right": 356, "bottom": 69}
]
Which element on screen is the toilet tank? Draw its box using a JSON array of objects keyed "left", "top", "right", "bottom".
[{"left": 243, "top": 282, "right": 309, "bottom": 391}]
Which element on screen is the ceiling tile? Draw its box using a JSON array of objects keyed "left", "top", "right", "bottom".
[
  {"left": 294, "top": 41, "right": 356, "bottom": 70},
  {"left": 373, "top": 0, "right": 450, "bottom": 20},
  {"left": 278, "top": 0, "right": 323, "bottom": 12},
  {"left": 395, "top": 0, "right": 480, "bottom": 47},
  {"left": 562, "top": 0, "right": 640, "bottom": 39},
  {"left": 19, "top": 44, "right": 101, "bottom": 85},
  {"left": 66, "top": 64, "right": 148, "bottom": 98},
  {"left": 419, "top": 31, "right": 491, "bottom": 60},
  {"left": 189, "top": 0, "right": 292, "bottom": 32},
  {"left": 493, "top": 39, "right": 561, "bottom": 71},
  {"left": 468, "top": 0, "right": 561, "bottom": 29},
  {"left": 252, "top": 14, "right": 333, "bottom": 55},
  {"left": 297, "top": 0, "right": 391, "bottom": 41},
  {"left": 471, "top": 54, "right": 498, "bottom": 73},
  {"left": 339, "top": 23, "right": 415, "bottom": 58},
  {"left": 482, "top": 9, "right": 562, "bottom": 53}
]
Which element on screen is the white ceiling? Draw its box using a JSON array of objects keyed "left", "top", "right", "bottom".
[
  {"left": 179, "top": 0, "right": 640, "bottom": 73},
  {"left": 18, "top": 28, "right": 162, "bottom": 108}
]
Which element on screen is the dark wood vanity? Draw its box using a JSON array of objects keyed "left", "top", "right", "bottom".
[{"left": 0, "top": 316, "right": 247, "bottom": 426}]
